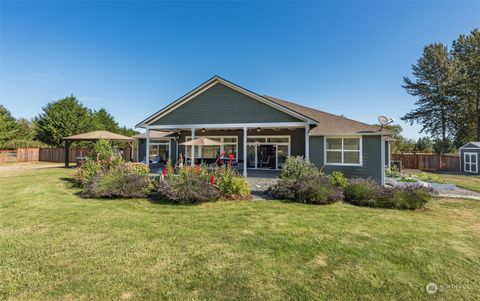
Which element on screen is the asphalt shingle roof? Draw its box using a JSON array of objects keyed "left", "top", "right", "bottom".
[{"left": 264, "top": 95, "right": 394, "bottom": 136}]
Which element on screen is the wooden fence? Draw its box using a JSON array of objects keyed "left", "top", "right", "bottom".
[
  {"left": 39, "top": 148, "right": 89, "bottom": 163},
  {"left": 0, "top": 148, "right": 136, "bottom": 164},
  {"left": 392, "top": 153, "right": 460, "bottom": 171},
  {"left": 0, "top": 148, "right": 40, "bottom": 164}
]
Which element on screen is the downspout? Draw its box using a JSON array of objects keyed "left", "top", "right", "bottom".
[{"left": 380, "top": 135, "right": 385, "bottom": 185}]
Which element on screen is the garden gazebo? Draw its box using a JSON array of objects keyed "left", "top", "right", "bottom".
[{"left": 62, "top": 130, "right": 134, "bottom": 167}]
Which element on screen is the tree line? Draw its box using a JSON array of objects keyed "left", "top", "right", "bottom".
[
  {"left": 0, "top": 96, "right": 138, "bottom": 149},
  {"left": 401, "top": 28, "right": 479, "bottom": 154}
]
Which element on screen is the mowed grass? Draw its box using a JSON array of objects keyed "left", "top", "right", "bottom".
[
  {"left": 404, "top": 169, "right": 480, "bottom": 193},
  {"left": 1, "top": 165, "right": 480, "bottom": 300}
]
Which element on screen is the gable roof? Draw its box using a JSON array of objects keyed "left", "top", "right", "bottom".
[
  {"left": 136, "top": 76, "right": 317, "bottom": 127},
  {"left": 137, "top": 76, "right": 393, "bottom": 136},
  {"left": 264, "top": 96, "right": 393, "bottom": 135},
  {"left": 460, "top": 141, "right": 480, "bottom": 149}
]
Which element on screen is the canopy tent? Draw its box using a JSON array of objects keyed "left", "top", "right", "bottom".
[{"left": 62, "top": 130, "right": 134, "bottom": 167}]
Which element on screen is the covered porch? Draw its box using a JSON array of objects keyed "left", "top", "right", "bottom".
[{"left": 143, "top": 122, "right": 310, "bottom": 176}]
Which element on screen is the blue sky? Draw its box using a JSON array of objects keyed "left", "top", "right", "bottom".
[{"left": 1, "top": 1, "right": 479, "bottom": 138}]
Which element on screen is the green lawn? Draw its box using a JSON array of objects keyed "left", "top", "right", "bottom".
[
  {"left": 1, "top": 164, "right": 480, "bottom": 300},
  {"left": 404, "top": 169, "right": 480, "bottom": 192}
]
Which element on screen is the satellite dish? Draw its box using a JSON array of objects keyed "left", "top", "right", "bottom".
[{"left": 378, "top": 115, "right": 390, "bottom": 125}]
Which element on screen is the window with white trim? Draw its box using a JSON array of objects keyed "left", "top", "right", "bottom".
[{"left": 325, "top": 137, "right": 361, "bottom": 165}]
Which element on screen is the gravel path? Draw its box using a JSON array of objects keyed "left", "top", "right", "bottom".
[
  {"left": 386, "top": 177, "right": 480, "bottom": 201},
  {"left": 436, "top": 188, "right": 480, "bottom": 200}
]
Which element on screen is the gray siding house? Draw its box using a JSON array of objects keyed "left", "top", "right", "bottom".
[
  {"left": 459, "top": 142, "right": 480, "bottom": 174},
  {"left": 136, "top": 76, "right": 393, "bottom": 184}
]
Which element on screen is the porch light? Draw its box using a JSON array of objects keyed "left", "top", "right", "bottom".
[
  {"left": 256, "top": 127, "right": 261, "bottom": 132},
  {"left": 201, "top": 128, "right": 206, "bottom": 133}
]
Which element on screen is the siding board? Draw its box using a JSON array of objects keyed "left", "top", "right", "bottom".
[{"left": 151, "top": 83, "right": 302, "bottom": 125}]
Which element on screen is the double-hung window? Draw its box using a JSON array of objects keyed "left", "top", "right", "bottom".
[{"left": 325, "top": 137, "right": 362, "bottom": 165}]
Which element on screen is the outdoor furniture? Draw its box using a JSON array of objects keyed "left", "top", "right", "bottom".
[{"left": 180, "top": 137, "right": 225, "bottom": 167}]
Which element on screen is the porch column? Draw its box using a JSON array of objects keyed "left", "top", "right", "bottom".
[
  {"left": 145, "top": 128, "right": 150, "bottom": 165},
  {"left": 191, "top": 128, "right": 195, "bottom": 166},
  {"left": 305, "top": 125, "right": 310, "bottom": 161},
  {"left": 243, "top": 126, "right": 247, "bottom": 176}
]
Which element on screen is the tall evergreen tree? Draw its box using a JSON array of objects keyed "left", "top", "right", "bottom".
[
  {"left": 91, "top": 108, "right": 119, "bottom": 132},
  {"left": 0, "top": 105, "right": 19, "bottom": 146},
  {"left": 34, "top": 95, "right": 92, "bottom": 146},
  {"left": 451, "top": 28, "right": 480, "bottom": 143},
  {"left": 401, "top": 43, "right": 455, "bottom": 154},
  {"left": 15, "top": 118, "right": 36, "bottom": 141}
]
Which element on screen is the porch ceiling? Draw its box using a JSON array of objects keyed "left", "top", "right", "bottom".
[{"left": 145, "top": 122, "right": 309, "bottom": 131}]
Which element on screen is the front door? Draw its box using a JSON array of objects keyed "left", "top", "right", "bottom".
[
  {"left": 257, "top": 144, "right": 276, "bottom": 169},
  {"left": 464, "top": 152, "right": 478, "bottom": 173}
]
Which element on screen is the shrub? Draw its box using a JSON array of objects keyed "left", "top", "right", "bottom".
[
  {"left": 280, "top": 156, "right": 319, "bottom": 180},
  {"left": 215, "top": 167, "right": 250, "bottom": 197},
  {"left": 296, "top": 174, "right": 343, "bottom": 204},
  {"left": 344, "top": 178, "right": 434, "bottom": 209},
  {"left": 386, "top": 166, "right": 401, "bottom": 178},
  {"left": 416, "top": 172, "right": 444, "bottom": 184},
  {"left": 153, "top": 177, "right": 221, "bottom": 204},
  {"left": 124, "top": 162, "right": 149, "bottom": 175},
  {"left": 391, "top": 185, "right": 435, "bottom": 209},
  {"left": 269, "top": 174, "right": 342, "bottom": 205},
  {"left": 343, "top": 178, "right": 379, "bottom": 206},
  {"left": 83, "top": 166, "right": 151, "bottom": 198},
  {"left": 88, "top": 139, "right": 113, "bottom": 160},
  {"left": 328, "top": 171, "right": 348, "bottom": 189},
  {"left": 268, "top": 179, "right": 297, "bottom": 200},
  {"left": 399, "top": 175, "right": 418, "bottom": 183},
  {"left": 73, "top": 158, "right": 102, "bottom": 185}
]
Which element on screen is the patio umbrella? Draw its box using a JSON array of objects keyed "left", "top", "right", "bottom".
[{"left": 180, "top": 137, "right": 224, "bottom": 146}]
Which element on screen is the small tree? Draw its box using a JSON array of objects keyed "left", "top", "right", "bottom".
[{"left": 89, "top": 139, "right": 117, "bottom": 162}]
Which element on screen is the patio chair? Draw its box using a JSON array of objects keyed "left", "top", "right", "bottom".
[{"left": 207, "top": 151, "right": 226, "bottom": 170}]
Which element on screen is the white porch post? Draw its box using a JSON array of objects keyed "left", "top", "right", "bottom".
[
  {"left": 191, "top": 128, "right": 195, "bottom": 166},
  {"left": 305, "top": 125, "right": 310, "bottom": 161},
  {"left": 145, "top": 128, "right": 150, "bottom": 165},
  {"left": 243, "top": 126, "right": 247, "bottom": 176}
]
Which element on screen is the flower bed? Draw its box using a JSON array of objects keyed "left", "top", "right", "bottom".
[
  {"left": 268, "top": 157, "right": 435, "bottom": 210},
  {"left": 151, "top": 163, "right": 251, "bottom": 204}
]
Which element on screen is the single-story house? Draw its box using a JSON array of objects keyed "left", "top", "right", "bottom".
[
  {"left": 136, "top": 76, "right": 393, "bottom": 184},
  {"left": 459, "top": 142, "right": 480, "bottom": 174}
]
